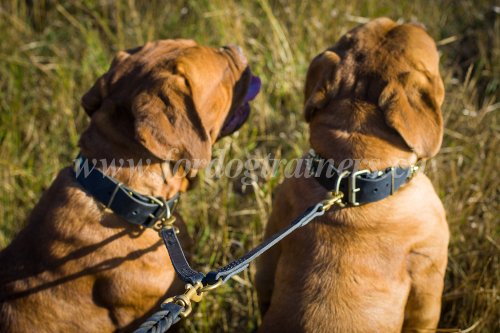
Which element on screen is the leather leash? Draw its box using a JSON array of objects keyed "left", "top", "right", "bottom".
[{"left": 134, "top": 192, "right": 344, "bottom": 333}]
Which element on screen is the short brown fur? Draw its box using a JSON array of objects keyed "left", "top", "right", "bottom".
[
  {"left": 0, "top": 39, "right": 252, "bottom": 332},
  {"left": 256, "top": 18, "right": 448, "bottom": 333}
]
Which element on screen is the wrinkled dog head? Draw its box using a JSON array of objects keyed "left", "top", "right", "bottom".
[
  {"left": 305, "top": 18, "right": 444, "bottom": 159},
  {"left": 81, "top": 39, "right": 260, "bottom": 167}
]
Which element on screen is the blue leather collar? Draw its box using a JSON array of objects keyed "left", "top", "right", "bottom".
[
  {"left": 73, "top": 155, "right": 179, "bottom": 228},
  {"left": 308, "top": 150, "right": 418, "bottom": 206}
]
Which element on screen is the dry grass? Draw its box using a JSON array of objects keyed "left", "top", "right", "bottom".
[{"left": 0, "top": 0, "right": 498, "bottom": 332}]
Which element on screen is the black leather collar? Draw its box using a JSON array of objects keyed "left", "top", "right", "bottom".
[
  {"left": 73, "top": 155, "right": 179, "bottom": 228},
  {"left": 308, "top": 150, "right": 418, "bottom": 206}
]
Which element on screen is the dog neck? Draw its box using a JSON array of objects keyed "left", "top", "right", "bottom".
[
  {"left": 308, "top": 102, "right": 418, "bottom": 171},
  {"left": 78, "top": 123, "right": 187, "bottom": 201}
]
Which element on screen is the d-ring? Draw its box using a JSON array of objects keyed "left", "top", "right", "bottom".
[{"left": 335, "top": 170, "right": 350, "bottom": 194}]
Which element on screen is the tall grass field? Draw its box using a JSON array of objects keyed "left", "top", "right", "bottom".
[{"left": 0, "top": 1, "right": 498, "bottom": 332}]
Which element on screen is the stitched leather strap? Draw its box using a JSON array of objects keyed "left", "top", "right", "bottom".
[
  {"left": 74, "top": 155, "right": 179, "bottom": 228},
  {"left": 161, "top": 228, "right": 205, "bottom": 285},
  {"left": 309, "top": 151, "right": 414, "bottom": 205},
  {"left": 160, "top": 203, "right": 325, "bottom": 286}
]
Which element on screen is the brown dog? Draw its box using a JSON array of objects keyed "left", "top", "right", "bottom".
[
  {"left": 0, "top": 39, "right": 260, "bottom": 332},
  {"left": 256, "top": 18, "right": 448, "bottom": 333}
]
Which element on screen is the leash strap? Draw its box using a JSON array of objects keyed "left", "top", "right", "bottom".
[
  {"left": 162, "top": 228, "right": 205, "bottom": 285},
  {"left": 134, "top": 152, "right": 420, "bottom": 332},
  {"left": 137, "top": 196, "right": 340, "bottom": 333},
  {"left": 161, "top": 203, "right": 326, "bottom": 286},
  {"left": 74, "top": 155, "right": 179, "bottom": 228},
  {"left": 203, "top": 203, "right": 324, "bottom": 284}
]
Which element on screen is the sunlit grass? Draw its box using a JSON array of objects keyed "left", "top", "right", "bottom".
[{"left": 0, "top": 1, "right": 498, "bottom": 332}]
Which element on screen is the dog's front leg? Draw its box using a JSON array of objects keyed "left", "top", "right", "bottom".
[
  {"left": 255, "top": 240, "right": 281, "bottom": 317},
  {"left": 255, "top": 183, "right": 295, "bottom": 317},
  {"left": 402, "top": 245, "right": 448, "bottom": 333}
]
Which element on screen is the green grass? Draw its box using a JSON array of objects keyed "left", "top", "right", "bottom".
[{"left": 0, "top": 0, "right": 498, "bottom": 332}]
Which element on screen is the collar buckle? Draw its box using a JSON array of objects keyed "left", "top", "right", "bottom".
[{"left": 348, "top": 169, "right": 370, "bottom": 206}]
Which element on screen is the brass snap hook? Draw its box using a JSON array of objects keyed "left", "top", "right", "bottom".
[
  {"left": 153, "top": 215, "right": 179, "bottom": 233},
  {"left": 163, "top": 281, "right": 204, "bottom": 318},
  {"left": 321, "top": 191, "right": 344, "bottom": 211}
]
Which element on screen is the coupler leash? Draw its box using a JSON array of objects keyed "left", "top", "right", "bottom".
[{"left": 134, "top": 192, "right": 344, "bottom": 333}]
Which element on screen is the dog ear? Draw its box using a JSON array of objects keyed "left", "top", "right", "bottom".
[
  {"left": 80, "top": 50, "right": 136, "bottom": 117},
  {"left": 304, "top": 50, "right": 341, "bottom": 122},
  {"left": 81, "top": 74, "right": 106, "bottom": 117},
  {"left": 378, "top": 70, "right": 444, "bottom": 158},
  {"left": 133, "top": 73, "right": 212, "bottom": 168},
  {"left": 377, "top": 24, "right": 445, "bottom": 159}
]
